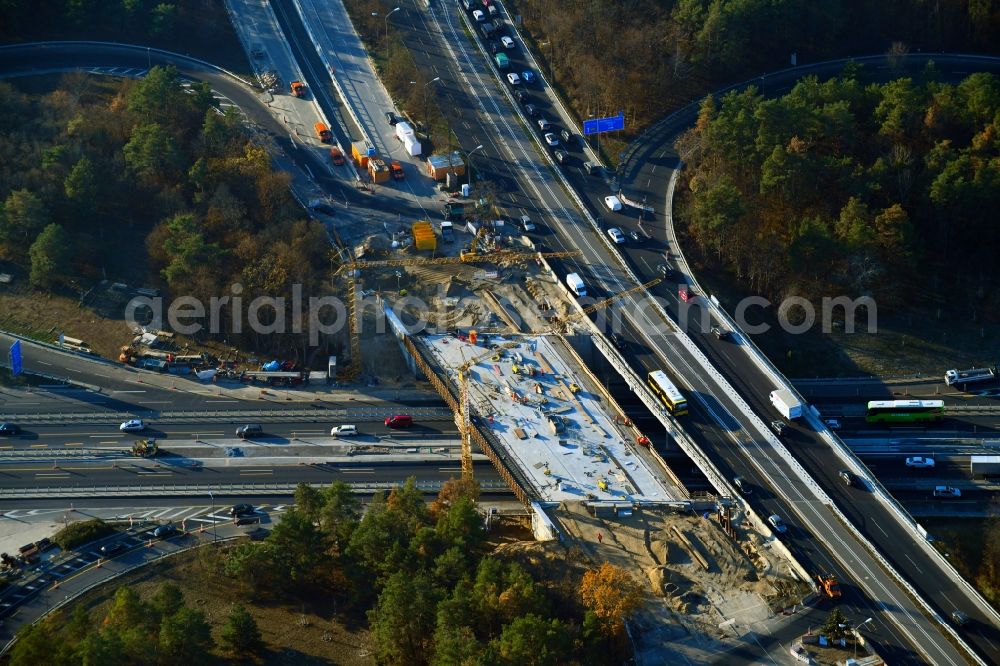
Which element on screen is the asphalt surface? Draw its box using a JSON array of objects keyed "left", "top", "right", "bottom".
[{"left": 3, "top": 38, "right": 999, "bottom": 663}]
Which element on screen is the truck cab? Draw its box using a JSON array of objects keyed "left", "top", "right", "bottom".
[
  {"left": 566, "top": 273, "right": 586, "bottom": 297},
  {"left": 290, "top": 81, "right": 307, "bottom": 97}
]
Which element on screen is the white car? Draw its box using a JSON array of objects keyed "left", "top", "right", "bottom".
[
  {"left": 607, "top": 227, "right": 625, "bottom": 244},
  {"left": 768, "top": 514, "right": 788, "bottom": 533},
  {"left": 330, "top": 425, "right": 358, "bottom": 437},
  {"left": 119, "top": 419, "right": 145, "bottom": 433},
  {"left": 543, "top": 132, "right": 559, "bottom": 147},
  {"left": 905, "top": 456, "right": 935, "bottom": 468},
  {"left": 604, "top": 195, "right": 623, "bottom": 212},
  {"left": 537, "top": 118, "right": 550, "bottom": 131},
  {"left": 501, "top": 36, "right": 515, "bottom": 49},
  {"left": 506, "top": 72, "right": 521, "bottom": 86},
  {"left": 472, "top": 9, "right": 485, "bottom": 21}
]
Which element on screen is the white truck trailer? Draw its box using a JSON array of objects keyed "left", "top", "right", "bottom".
[{"left": 769, "top": 388, "right": 803, "bottom": 420}]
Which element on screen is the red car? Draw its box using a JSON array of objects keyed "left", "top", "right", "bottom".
[
  {"left": 384, "top": 414, "right": 413, "bottom": 429},
  {"left": 330, "top": 146, "right": 345, "bottom": 165},
  {"left": 679, "top": 285, "right": 693, "bottom": 302}
]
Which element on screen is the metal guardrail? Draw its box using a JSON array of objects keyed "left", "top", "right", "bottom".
[{"left": 0, "top": 479, "right": 512, "bottom": 499}]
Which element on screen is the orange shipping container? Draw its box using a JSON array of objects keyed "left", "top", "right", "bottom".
[
  {"left": 369, "top": 157, "right": 391, "bottom": 184},
  {"left": 352, "top": 141, "right": 375, "bottom": 168}
]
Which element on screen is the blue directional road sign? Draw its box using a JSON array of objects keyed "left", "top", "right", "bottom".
[
  {"left": 9, "top": 340, "right": 23, "bottom": 376},
  {"left": 583, "top": 112, "right": 625, "bottom": 136}
]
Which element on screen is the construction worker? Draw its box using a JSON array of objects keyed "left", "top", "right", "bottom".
[{"left": 597, "top": 532, "right": 603, "bottom": 544}]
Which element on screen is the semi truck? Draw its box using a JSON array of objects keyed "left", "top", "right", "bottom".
[
  {"left": 945, "top": 367, "right": 996, "bottom": 387},
  {"left": 971, "top": 455, "right": 1000, "bottom": 478},
  {"left": 769, "top": 388, "right": 802, "bottom": 420}
]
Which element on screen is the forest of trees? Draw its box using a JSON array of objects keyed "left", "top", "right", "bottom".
[
  {"left": 0, "top": 68, "right": 332, "bottom": 358},
  {"left": 10, "top": 480, "right": 644, "bottom": 665},
  {"left": 10, "top": 581, "right": 261, "bottom": 665},
  {"left": 513, "top": 0, "right": 1000, "bottom": 143},
  {"left": 674, "top": 65, "right": 1000, "bottom": 314}
]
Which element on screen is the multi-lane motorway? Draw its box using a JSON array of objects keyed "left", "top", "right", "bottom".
[
  {"left": 372, "top": 6, "right": 998, "bottom": 662},
  {"left": 4, "top": 16, "right": 1000, "bottom": 666}
]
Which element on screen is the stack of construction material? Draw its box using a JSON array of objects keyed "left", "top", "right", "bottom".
[{"left": 412, "top": 221, "right": 437, "bottom": 251}]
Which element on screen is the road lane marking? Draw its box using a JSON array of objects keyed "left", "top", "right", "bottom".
[
  {"left": 110, "top": 390, "right": 146, "bottom": 394},
  {"left": 90, "top": 434, "right": 123, "bottom": 438},
  {"left": 36, "top": 360, "right": 52, "bottom": 366},
  {"left": 340, "top": 468, "right": 375, "bottom": 473},
  {"left": 206, "top": 400, "right": 239, "bottom": 403},
  {"left": 30, "top": 444, "right": 48, "bottom": 448},
  {"left": 904, "top": 554, "right": 922, "bottom": 573},
  {"left": 239, "top": 470, "right": 274, "bottom": 476},
  {"left": 35, "top": 473, "right": 71, "bottom": 477},
  {"left": 870, "top": 518, "right": 889, "bottom": 538},
  {"left": 64, "top": 442, "right": 83, "bottom": 446}
]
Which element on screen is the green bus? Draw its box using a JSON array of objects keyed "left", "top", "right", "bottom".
[{"left": 865, "top": 400, "right": 945, "bottom": 424}]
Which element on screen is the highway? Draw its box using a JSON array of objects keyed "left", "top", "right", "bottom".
[
  {"left": 367, "top": 9, "right": 999, "bottom": 661},
  {"left": 2, "top": 34, "right": 998, "bottom": 664},
  {"left": 609, "top": 52, "right": 1000, "bottom": 663}
]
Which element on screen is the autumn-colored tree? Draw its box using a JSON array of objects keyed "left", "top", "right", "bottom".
[
  {"left": 579, "top": 562, "right": 644, "bottom": 636},
  {"left": 431, "top": 477, "right": 481, "bottom": 518}
]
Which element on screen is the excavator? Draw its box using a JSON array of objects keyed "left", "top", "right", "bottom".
[{"left": 816, "top": 573, "right": 842, "bottom": 599}]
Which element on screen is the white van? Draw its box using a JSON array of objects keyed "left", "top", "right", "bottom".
[
  {"left": 566, "top": 273, "right": 586, "bottom": 297},
  {"left": 330, "top": 424, "right": 358, "bottom": 437}
]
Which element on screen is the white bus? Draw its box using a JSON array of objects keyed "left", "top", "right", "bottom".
[{"left": 647, "top": 370, "right": 688, "bottom": 416}]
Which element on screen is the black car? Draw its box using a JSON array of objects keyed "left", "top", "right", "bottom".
[
  {"left": 0, "top": 423, "right": 20, "bottom": 436},
  {"left": 609, "top": 333, "right": 627, "bottom": 350},
  {"left": 524, "top": 104, "right": 539, "bottom": 117},
  {"left": 711, "top": 326, "right": 731, "bottom": 341},
  {"left": 230, "top": 503, "right": 255, "bottom": 516},
  {"left": 514, "top": 89, "right": 528, "bottom": 103},
  {"left": 153, "top": 524, "right": 177, "bottom": 538},
  {"left": 628, "top": 229, "right": 644, "bottom": 243},
  {"left": 770, "top": 419, "right": 787, "bottom": 436},
  {"left": 384, "top": 110, "right": 397, "bottom": 125},
  {"left": 100, "top": 542, "right": 125, "bottom": 556},
  {"left": 656, "top": 263, "right": 675, "bottom": 279},
  {"left": 236, "top": 424, "right": 263, "bottom": 439},
  {"left": 236, "top": 515, "right": 261, "bottom": 526},
  {"left": 733, "top": 476, "right": 752, "bottom": 495},
  {"left": 839, "top": 470, "right": 858, "bottom": 487}
]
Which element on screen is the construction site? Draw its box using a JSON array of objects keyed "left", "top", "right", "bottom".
[{"left": 74, "top": 206, "right": 826, "bottom": 657}]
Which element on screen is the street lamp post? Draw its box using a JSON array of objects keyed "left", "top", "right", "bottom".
[
  {"left": 208, "top": 490, "right": 217, "bottom": 544},
  {"left": 422, "top": 76, "right": 441, "bottom": 133},
  {"left": 377, "top": 6, "right": 401, "bottom": 62},
  {"left": 466, "top": 143, "right": 484, "bottom": 186},
  {"left": 854, "top": 618, "right": 874, "bottom": 658}
]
